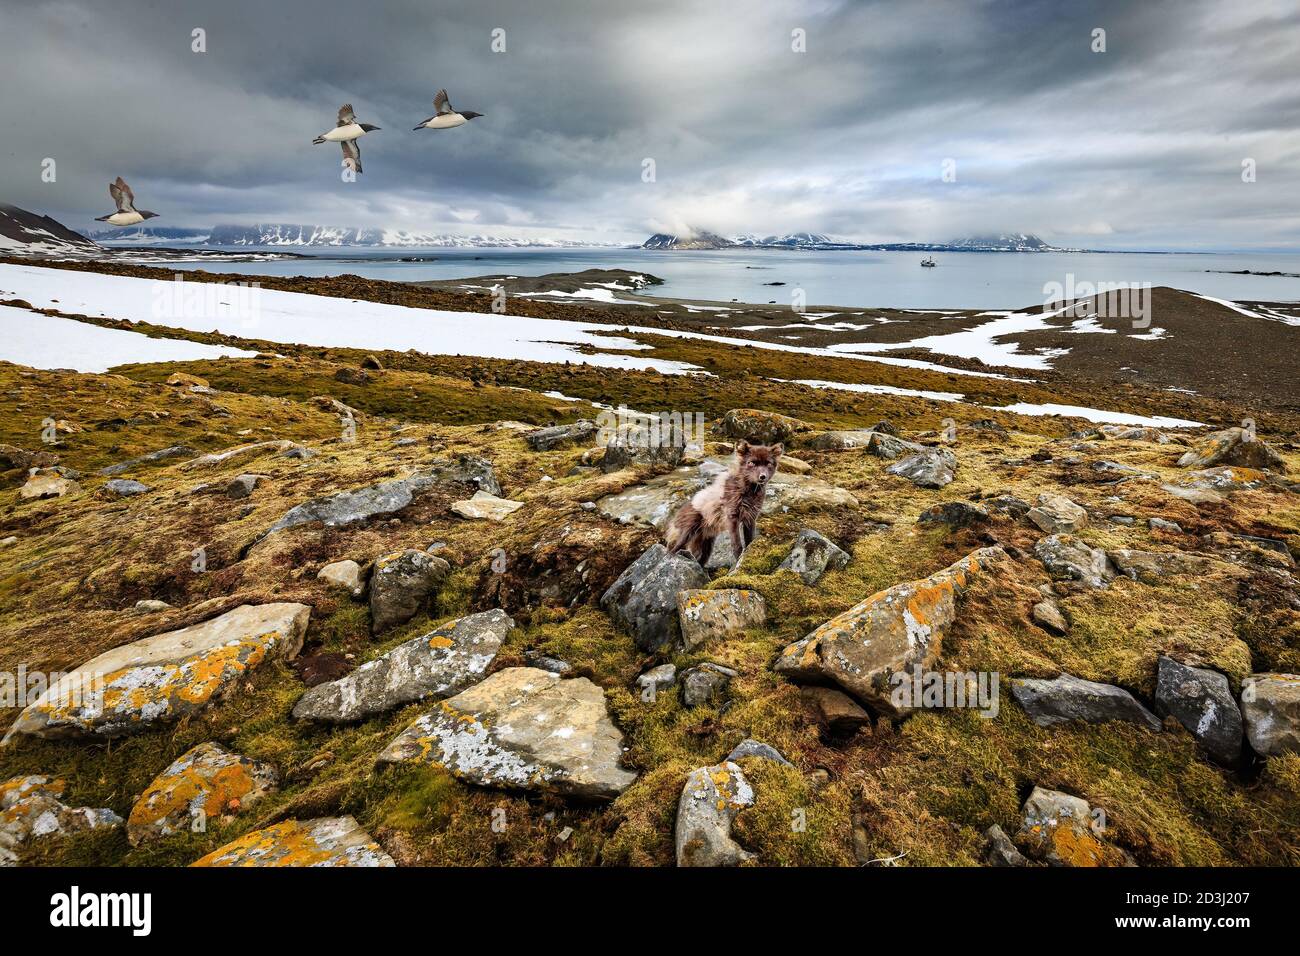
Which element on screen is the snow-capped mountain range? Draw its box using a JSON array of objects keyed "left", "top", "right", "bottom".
[
  {"left": 87, "top": 223, "right": 618, "bottom": 249},
  {"left": 641, "top": 231, "right": 1080, "bottom": 252}
]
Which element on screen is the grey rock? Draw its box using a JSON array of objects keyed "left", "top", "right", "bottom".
[
  {"left": 525, "top": 420, "right": 598, "bottom": 451},
  {"left": 1177, "top": 427, "right": 1286, "bottom": 472},
  {"left": 983, "top": 824, "right": 1029, "bottom": 867},
  {"left": 918, "top": 501, "right": 990, "bottom": 528},
  {"left": 1034, "top": 534, "right": 1115, "bottom": 589},
  {"left": 777, "top": 528, "right": 850, "bottom": 584},
  {"left": 985, "top": 495, "right": 1031, "bottom": 517},
  {"left": 294, "top": 609, "right": 513, "bottom": 723},
  {"left": 1016, "top": 786, "right": 1120, "bottom": 867},
  {"left": 675, "top": 762, "right": 755, "bottom": 866},
  {"left": 1010, "top": 673, "right": 1162, "bottom": 731},
  {"left": 1031, "top": 600, "right": 1068, "bottom": 635},
  {"left": 886, "top": 448, "right": 957, "bottom": 488},
  {"left": 600, "top": 544, "right": 709, "bottom": 653},
  {"left": 1027, "top": 493, "right": 1089, "bottom": 533},
  {"left": 369, "top": 549, "right": 451, "bottom": 635},
  {"left": 97, "top": 445, "right": 195, "bottom": 476},
  {"left": 525, "top": 651, "right": 572, "bottom": 675},
  {"left": 1108, "top": 548, "right": 1218, "bottom": 584},
  {"left": 226, "top": 474, "right": 260, "bottom": 499},
  {"left": 636, "top": 663, "right": 677, "bottom": 697},
  {"left": 864, "top": 431, "right": 926, "bottom": 460},
  {"left": 1241, "top": 673, "right": 1300, "bottom": 757},
  {"left": 1149, "top": 517, "right": 1183, "bottom": 533},
  {"left": 806, "top": 429, "right": 879, "bottom": 451},
  {"left": 131, "top": 599, "right": 173, "bottom": 614},
  {"left": 726, "top": 739, "right": 792, "bottom": 766},
  {"left": 681, "top": 664, "right": 734, "bottom": 708},
  {"left": 601, "top": 423, "right": 685, "bottom": 472},
  {"left": 103, "top": 478, "right": 151, "bottom": 498},
  {"left": 317, "top": 559, "right": 365, "bottom": 597},
  {"left": 1154, "top": 656, "right": 1243, "bottom": 765}
]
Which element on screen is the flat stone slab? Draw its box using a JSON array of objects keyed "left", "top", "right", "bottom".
[
  {"left": 293, "top": 609, "right": 513, "bottom": 723},
  {"left": 1, "top": 603, "right": 310, "bottom": 743},
  {"left": 376, "top": 667, "right": 637, "bottom": 800},
  {"left": 597, "top": 458, "right": 857, "bottom": 530},
  {"left": 127, "top": 742, "right": 279, "bottom": 845},
  {"left": 191, "top": 816, "right": 394, "bottom": 867},
  {"left": 776, "top": 546, "right": 1006, "bottom": 714},
  {"left": 1010, "top": 673, "right": 1162, "bottom": 731},
  {"left": 450, "top": 490, "right": 524, "bottom": 521}
]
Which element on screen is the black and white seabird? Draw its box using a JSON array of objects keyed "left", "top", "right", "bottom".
[
  {"left": 95, "top": 177, "right": 159, "bottom": 227},
  {"left": 413, "top": 89, "right": 483, "bottom": 130},
  {"left": 313, "top": 104, "right": 380, "bottom": 173}
]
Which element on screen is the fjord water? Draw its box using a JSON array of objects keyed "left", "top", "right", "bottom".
[{"left": 165, "top": 247, "right": 1300, "bottom": 310}]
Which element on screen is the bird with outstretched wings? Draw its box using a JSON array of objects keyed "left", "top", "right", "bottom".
[{"left": 109, "top": 176, "right": 136, "bottom": 213}]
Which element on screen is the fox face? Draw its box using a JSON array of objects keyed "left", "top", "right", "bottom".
[{"left": 734, "top": 440, "right": 783, "bottom": 486}]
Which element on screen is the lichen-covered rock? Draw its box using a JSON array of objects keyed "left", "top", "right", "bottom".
[
  {"left": 886, "top": 447, "right": 957, "bottom": 488},
  {"left": 317, "top": 558, "right": 365, "bottom": 597},
  {"left": 19, "top": 470, "right": 80, "bottom": 500},
  {"left": 369, "top": 549, "right": 451, "bottom": 635},
  {"left": 127, "top": 742, "right": 278, "bottom": 845},
  {"left": 1177, "top": 427, "right": 1286, "bottom": 472},
  {"left": 1026, "top": 493, "right": 1088, "bottom": 533},
  {"left": 293, "top": 609, "right": 512, "bottom": 723},
  {"left": 775, "top": 546, "right": 1006, "bottom": 714},
  {"left": 600, "top": 544, "right": 709, "bottom": 653},
  {"left": 777, "top": 528, "right": 850, "bottom": 584},
  {"left": 718, "top": 408, "right": 809, "bottom": 445},
  {"left": 450, "top": 490, "right": 524, "bottom": 521},
  {"left": 676, "top": 589, "right": 767, "bottom": 651},
  {"left": 1010, "top": 673, "right": 1161, "bottom": 731},
  {"left": 191, "top": 816, "right": 394, "bottom": 867},
  {"left": 1, "top": 603, "right": 310, "bottom": 743},
  {"left": 1241, "top": 673, "right": 1300, "bottom": 757},
  {"left": 525, "top": 419, "right": 598, "bottom": 451},
  {"left": 1016, "top": 787, "right": 1126, "bottom": 867},
  {"left": 1, "top": 775, "right": 121, "bottom": 864},
  {"left": 1175, "top": 466, "right": 1271, "bottom": 493},
  {"left": 1033, "top": 534, "right": 1115, "bottom": 589},
  {"left": 1108, "top": 548, "right": 1220, "bottom": 584},
  {"left": 376, "top": 668, "right": 637, "bottom": 800},
  {"left": 675, "top": 762, "right": 755, "bottom": 867},
  {"left": 1154, "top": 656, "right": 1243, "bottom": 766}
]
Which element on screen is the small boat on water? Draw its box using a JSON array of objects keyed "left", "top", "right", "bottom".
[{"left": 920, "top": 256, "right": 937, "bottom": 267}]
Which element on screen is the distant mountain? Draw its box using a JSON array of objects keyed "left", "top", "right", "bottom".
[
  {"left": 195, "top": 224, "right": 611, "bottom": 249},
  {"left": 0, "top": 204, "right": 98, "bottom": 254},
  {"left": 86, "top": 225, "right": 212, "bottom": 244},
  {"left": 641, "top": 229, "right": 1080, "bottom": 252}
]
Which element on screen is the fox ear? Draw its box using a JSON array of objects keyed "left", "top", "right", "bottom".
[
  {"left": 771, "top": 443, "right": 784, "bottom": 457},
  {"left": 735, "top": 439, "right": 750, "bottom": 457}
]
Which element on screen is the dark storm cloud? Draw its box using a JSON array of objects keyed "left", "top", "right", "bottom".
[{"left": 1, "top": 0, "right": 1296, "bottom": 248}]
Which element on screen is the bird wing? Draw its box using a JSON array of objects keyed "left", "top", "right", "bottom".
[
  {"left": 341, "top": 139, "right": 361, "bottom": 172},
  {"left": 337, "top": 103, "right": 356, "bottom": 126},
  {"left": 112, "top": 177, "right": 137, "bottom": 213},
  {"left": 433, "top": 89, "right": 454, "bottom": 115}
]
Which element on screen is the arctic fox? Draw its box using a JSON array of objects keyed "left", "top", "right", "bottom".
[{"left": 665, "top": 440, "right": 783, "bottom": 570}]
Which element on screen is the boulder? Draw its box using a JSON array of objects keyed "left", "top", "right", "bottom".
[
  {"left": 127, "top": 742, "right": 279, "bottom": 845},
  {"left": 1, "top": 776, "right": 121, "bottom": 862},
  {"left": 166, "top": 372, "right": 208, "bottom": 388},
  {"left": 681, "top": 663, "right": 736, "bottom": 708},
  {"left": 775, "top": 546, "right": 1006, "bottom": 714},
  {"left": 726, "top": 739, "right": 792, "bottom": 766},
  {"left": 801, "top": 685, "right": 872, "bottom": 734},
  {"left": 1154, "top": 656, "right": 1243, "bottom": 765},
  {"left": 777, "top": 529, "right": 850, "bottom": 584},
  {"left": 1017, "top": 787, "right": 1124, "bottom": 867},
  {"left": 1026, "top": 493, "right": 1088, "bottom": 533},
  {"left": 1241, "top": 673, "right": 1300, "bottom": 757},
  {"left": 1149, "top": 517, "right": 1184, "bottom": 533},
  {"left": 525, "top": 419, "right": 598, "bottom": 451},
  {"left": 806, "top": 429, "right": 878, "bottom": 451},
  {"left": 983, "top": 824, "right": 1029, "bottom": 866},
  {"left": 376, "top": 668, "right": 637, "bottom": 800},
  {"left": 191, "top": 816, "right": 395, "bottom": 867},
  {"left": 918, "top": 501, "right": 990, "bottom": 528},
  {"left": 370, "top": 549, "right": 450, "bottom": 634},
  {"left": 600, "top": 423, "right": 685, "bottom": 472},
  {"left": 886, "top": 448, "right": 958, "bottom": 488},
  {"left": 225, "top": 474, "right": 260, "bottom": 499},
  {"left": 1177, "top": 427, "right": 1286, "bottom": 472},
  {"left": 1, "top": 603, "right": 310, "bottom": 743},
  {"left": 636, "top": 663, "right": 677, "bottom": 698},
  {"left": 103, "top": 478, "right": 151, "bottom": 498},
  {"left": 718, "top": 408, "right": 809, "bottom": 445},
  {"left": 600, "top": 544, "right": 709, "bottom": 653},
  {"left": 676, "top": 589, "right": 767, "bottom": 651},
  {"left": 0, "top": 443, "right": 58, "bottom": 472},
  {"left": 1107, "top": 548, "right": 1219, "bottom": 584},
  {"left": 864, "top": 432, "right": 926, "bottom": 460},
  {"left": 675, "top": 762, "right": 755, "bottom": 867},
  {"left": 18, "top": 470, "right": 80, "bottom": 500},
  {"left": 1175, "top": 466, "right": 1271, "bottom": 493},
  {"left": 1034, "top": 534, "right": 1115, "bottom": 589},
  {"left": 317, "top": 559, "right": 365, "bottom": 597},
  {"left": 450, "top": 490, "right": 524, "bottom": 521},
  {"left": 1031, "top": 600, "right": 1068, "bottom": 635},
  {"left": 1010, "top": 673, "right": 1161, "bottom": 731},
  {"left": 986, "top": 494, "right": 1031, "bottom": 517},
  {"left": 293, "top": 609, "right": 512, "bottom": 723},
  {"left": 1098, "top": 424, "right": 1171, "bottom": 443}
]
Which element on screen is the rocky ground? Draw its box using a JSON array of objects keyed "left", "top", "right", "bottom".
[{"left": 1, "top": 264, "right": 1299, "bottom": 867}]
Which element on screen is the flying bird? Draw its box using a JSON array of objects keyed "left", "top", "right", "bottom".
[
  {"left": 413, "top": 89, "right": 483, "bottom": 130},
  {"left": 313, "top": 104, "right": 380, "bottom": 173},
  {"left": 95, "top": 178, "right": 159, "bottom": 226}
]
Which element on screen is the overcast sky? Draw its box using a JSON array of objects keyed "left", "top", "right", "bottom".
[{"left": 2, "top": 0, "right": 1298, "bottom": 249}]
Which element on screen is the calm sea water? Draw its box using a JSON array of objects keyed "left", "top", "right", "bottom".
[{"left": 155, "top": 247, "right": 1300, "bottom": 310}]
